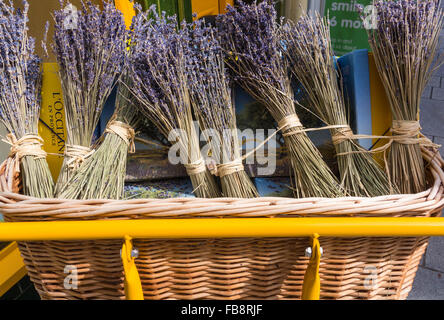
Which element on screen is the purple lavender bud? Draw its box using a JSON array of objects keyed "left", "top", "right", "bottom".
[{"left": 52, "top": 0, "right": 127, "bottom": 145}]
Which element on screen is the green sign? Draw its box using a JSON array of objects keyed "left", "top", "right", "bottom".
[{"left": 324, "top": 0, "right": 372, "bottom": 56}]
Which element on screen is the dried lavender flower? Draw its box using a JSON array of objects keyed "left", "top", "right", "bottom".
[
  {"left": 58, "top": 73, "right": 139, "bottom": 200},
  {"left": 0, "top": 0, "right": 53, "bottom": 197},
  {"left": 282, "top": 13, "right": 394, "bottom": 197},
  {"left": 363, "top": 0, "right": 444, "bottom": 193},
  {"left": 127, "top": 6, "right": 221, "bottom": 198},
  {"left": 51, "top": 0, "right": 127, "bottom": 195},
  {"left": 217, "top": 1, "right": 343, "bottom": 198},
  {"left": 186, "top": 18, "right": 258, "bottom": 198}
]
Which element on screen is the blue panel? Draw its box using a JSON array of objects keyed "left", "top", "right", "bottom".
[{"left": 337, "top": 49, "right": 372, "bottom": 150}]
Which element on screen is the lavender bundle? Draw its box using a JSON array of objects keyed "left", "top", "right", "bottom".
[
  {"left": 282, "top": 13, "right": 393, "bottom": 197},
  {"left": 51, "top": 0, "right": 127, "bottom": 195},
  {"left": 0, "top": 0, "right": 53, "bottom": 197},
  {"left": 186, "top": 20, "right": 258, "bottom": 198},
  {"left": 127, "top": 9, "right": 221, "bottom": 198},
  {"left": 217, "top": 1, "right": 343, "bottom": 198},
  {"left": 57, "top": 76, "right": 138, "bottom": 199},
  {"left": 363, "top": 0, "right": 444, "bottom": 194}
]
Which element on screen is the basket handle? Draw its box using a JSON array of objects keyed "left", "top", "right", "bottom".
[
  {"left": 301, "top": 234, "right": 321, "bottom": 300},
  {"left": 121, "top": 235, "right": 144, "bottom": 300}
]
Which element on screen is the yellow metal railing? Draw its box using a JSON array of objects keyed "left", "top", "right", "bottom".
[
  {"left": 114, "top": 0, "right": 136, "bottom": 28},
  {"left": 0, "top": 242, "right": 27, "bottom": 297},
  {"left": 2, "top": 217, "right": 444, "bottom": 240},
  {"left": 1, "top": 217, "right": 444, "bottom": 300},
  {"left": 121, "top": 235, "right": 144, "bottom": 300}
]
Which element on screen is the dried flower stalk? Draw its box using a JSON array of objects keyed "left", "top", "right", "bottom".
[
  {"left": 363, "top": 0, "right": 444, "bottom": 194},
  {"left": 128, "top": 7, "right": 221, "bottom": 198},
  {"left": 217, "top": 1, "right": 343, "bottom": 198},
  {"left": 282, "top": 13, "right": 394, "bottom": 197},
  {"left": 58, "top": 75, "right": 138, "bottom": 199},
  {"left": 51, "top": 0, "right": 127, "bottom": 195},
  {"left": 186, "top": 19, "right": 258, "bottom": 198},
  {"left": 0, "top": 0, "right": 53, "bottom": 197}
]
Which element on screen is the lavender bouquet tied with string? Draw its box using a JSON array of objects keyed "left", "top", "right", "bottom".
[
  {"left": 282, "top": 13, "right": 393, "bottom": 197},
  {"left": 57, "top": 74, "right": 138, "bottom": 199},
  {"left": 186, "top": 19, "right": 258, "bottom": 198},
  {"left": 0, "top": 0, "right": 53, "bottom": 197},
  {"left": 127, "top": 7, "right": 221, "bottom": 198},
  {"left": 362, "top": 0, "right": 444, "bottom": 194},
  {"left": 217, "top": 1, "right": 343, "bottom": 198},
  {"left": 50, "top": 0, "right": 126, "bottom": 195}
]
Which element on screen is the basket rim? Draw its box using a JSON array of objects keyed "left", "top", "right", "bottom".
[{"left": 1, "top": 148, "right": 443, "bottom": 219}]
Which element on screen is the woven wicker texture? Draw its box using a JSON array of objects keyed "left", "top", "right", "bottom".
[{"left": 1, "top": 149, "right": 443, "bottom": 300}]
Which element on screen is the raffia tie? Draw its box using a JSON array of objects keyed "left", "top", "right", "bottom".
[
  {"left": 65, "top": 144, "right": 94, "bottom": 170},
  {"left": 105, "top": 120, "right": 136, "bottom": 153},
  {"left": 334, "top": 120, "right": 438, "bottom": 157},
  {"left": 331, "top": 126, "right": 355, "bottom": 145},
  {"left": 391, "top": 120, "right": 422, "bottom": 145},
  {"left": 278, "top": 114, "right": 303, "bottom": 137},
  {"left": 5, "top": 133, "right": 47, "bottom": 160},
  {"left": 213, "top": 159, "right": 244, "bottom": 178},
  {"left": 184, "top": 157, "right": 207, "bottom": 176},
  {"left": 204, "top": 117, "right": 350, "bottom": 178}
]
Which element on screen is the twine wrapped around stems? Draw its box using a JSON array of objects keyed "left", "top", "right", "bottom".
[
  {"left": 205, "top": 116, "right": 343, "bottom": 180},
  {"left": 65, "top": 144, "right": 94, "bottom": 170},
  {"left": 331, "top": 120, "right": 440, "bottom": 195},
  {"left": 0, "top": 134, "right": 47, "bottom": 192},
  {"left": 5, "top": 134, "right": 47, "bottom": 161},
  {"left": 2, "top": 133, "right": 53, "bottom": 198},
  {"left": 331, "top": 127, "right": 355, "bottom": 146},
  {"left": 277, "top": 114, "right": 303, "bottom": 136},
  {"left": 105, "top": 120, "right": 136, "bottom": 153},
  {"left": 211, "top": 160, "right": 245, "bottom": 178},
  {"left": 184, "top": 158, "right": 207, "bottom": 176},
  {"left": 391, "top": 120, "right": 421, "bottom": 145},
  {"left": 334, "top": 121, "right": 438, "bottom": 156}
]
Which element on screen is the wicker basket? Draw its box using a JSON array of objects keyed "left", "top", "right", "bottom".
[{"left": 1, "top": 150, "right": 443, "bottom": 300}]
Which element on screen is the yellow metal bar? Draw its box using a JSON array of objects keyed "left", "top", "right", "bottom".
[
  {"left": 121, "top": 236, "right": 144, "bottom": 300},
  {"left": 0, "top": 217, "right": 444, "bottom": 242},
  {"left": 219, "top": 0, "right": 234, "bottom": 13},
  {"left": 0, "top": 242, "right": 27, "bottom": 297},
  {"left": 114, "top": 0, "right": 136, "bottom": 28},
  {"left": 301, "top": 234, "right": 321, "bottom": 300}
]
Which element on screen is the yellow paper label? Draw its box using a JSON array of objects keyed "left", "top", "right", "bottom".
[{"left": 38, "top": 63, "right": 67, "bottom": 182}]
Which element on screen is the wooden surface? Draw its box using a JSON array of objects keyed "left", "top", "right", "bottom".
[{"left": 125, "top": 150, "right": 293, "bottom": 182}]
